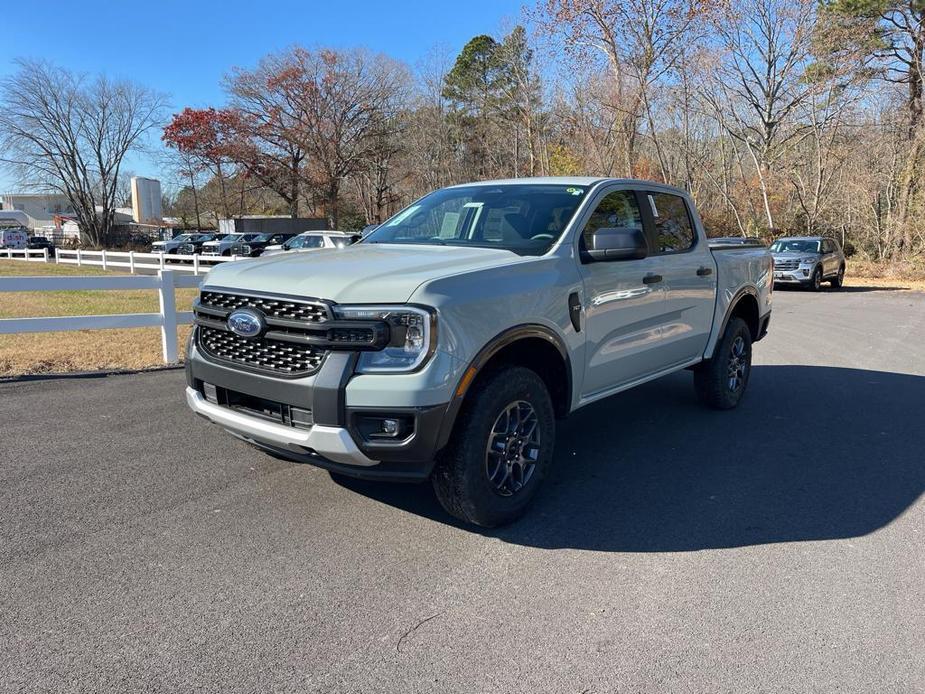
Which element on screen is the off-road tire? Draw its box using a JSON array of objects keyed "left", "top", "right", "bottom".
[
  {"left": 693, "top": 317, "right": 752, "bottom": 410},
  {"left": 431, "top": 366, "right": 555, "bottom": 527}
]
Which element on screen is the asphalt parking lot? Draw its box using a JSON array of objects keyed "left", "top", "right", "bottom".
[{"left": 2, "top": 286, "right": 924, "bottom": 693}]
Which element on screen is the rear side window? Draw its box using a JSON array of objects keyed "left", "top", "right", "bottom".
[
  {"left": 647, "top": 193, "right": 695, "bottom": 253},
  {"left": 581, "top": 190, "right": 644, "bottom": 250}
]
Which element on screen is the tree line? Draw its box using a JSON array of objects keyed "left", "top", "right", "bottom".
[{"left": 2, "top": 0, "right": 924, "bottom": 260}]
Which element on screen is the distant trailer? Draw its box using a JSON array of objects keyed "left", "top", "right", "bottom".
[{"left": 218, "top": 217, "right": 327, "bottom": 235}]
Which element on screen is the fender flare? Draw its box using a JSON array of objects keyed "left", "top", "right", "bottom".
[
  {"left": 435, "top": 324, "right": 573, "bottom": 451},
  {"left": 707, "top": 285, "right": 760, "bottom": 359}
]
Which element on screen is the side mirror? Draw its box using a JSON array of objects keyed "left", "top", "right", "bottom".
[{"left": 586, "top": 227, "right": 648, "bottom": 262}]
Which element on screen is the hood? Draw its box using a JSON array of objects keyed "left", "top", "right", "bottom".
[
  {"left": 202, "top": 243, "right": 525, "bottom": 303},
  {"left": 772, "top": 250, "right": 819, "bottom": 258},
  {"left": 203, "top": 240, "right": 220, "bottom": 246}
]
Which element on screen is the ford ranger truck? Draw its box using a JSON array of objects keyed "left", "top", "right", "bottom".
[{"left": 185, "top": 178, "right": 772, "bottom": 527}]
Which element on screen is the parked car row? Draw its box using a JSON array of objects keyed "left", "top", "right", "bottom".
[
  {"left": 0, "top": 228, "right": 60, "bottom": 256},
  {"left": 150, "top": 230, "right": 363, "bottom": 259},
  {"left": 151, "top": 233, "right": 215, "bottom": 254}
]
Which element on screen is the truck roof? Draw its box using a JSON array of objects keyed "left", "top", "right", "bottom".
[{"left": 444, "top": 176, "right": 690, "bottom": 197}]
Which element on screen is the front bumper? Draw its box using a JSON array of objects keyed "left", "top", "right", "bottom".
[
  {"left": 186, "top": 386, "right": 377, "bottom": 465},
  {"left": 772, "top": 268, "right": 812, "bottom": 284},
  {"left": 185, "top": 334, "right": 455, "bottom": 481}
]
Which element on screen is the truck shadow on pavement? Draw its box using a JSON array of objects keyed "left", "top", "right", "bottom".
[{"left": 334, "top": 365, "right": 925, "bottom": 551}]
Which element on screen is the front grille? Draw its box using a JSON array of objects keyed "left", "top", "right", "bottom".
[
  {"left": 199, "top": 326, "right": 326, "bottom": 375},
  {"left": 194, "top": 291, "right": 333, "bottom": 377},
  {"left": 775, "top": 259, "right": 799, "bottom": 270},
  {"left": 199, "top": 291, "right": 329, "bottom": 322}
]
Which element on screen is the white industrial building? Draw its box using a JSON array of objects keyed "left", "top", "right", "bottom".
[
  {"left": 0, "top": 193, "right": 74, "bottom": 233},
  {"left": 130, "top": 177, "right": 163, "bottom": 225},
  {"left": 1, "top": 179, "right": 165, "bottom": 241}
]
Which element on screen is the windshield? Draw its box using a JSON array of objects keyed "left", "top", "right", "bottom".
[
  {"left": 364, "top": 184, "right": 589, "bottom": 255},
  {"left": 770, "top": 239, "right": 820, "bottom": 253},
  {"left": 172, "top": 234, "right": 192, "bottom": 242}
]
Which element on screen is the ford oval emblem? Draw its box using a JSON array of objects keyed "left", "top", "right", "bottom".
[{"left": 227, "top": 309, "right": 265, "bottom": 338}]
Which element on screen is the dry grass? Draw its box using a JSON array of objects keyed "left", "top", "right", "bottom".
[
  {"left": 0, "top": 260, "right": 198, "bottom": 378},
  {"left": 845, "top": 259, "right": 925, "bottom": 291}
]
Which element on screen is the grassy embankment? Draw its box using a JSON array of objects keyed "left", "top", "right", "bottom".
[
  {"left": 846, "top": 259, "right": 925, "bottom": 290},
  {"left": 0, "top": 260, "right": 197, "bottom": 377}
]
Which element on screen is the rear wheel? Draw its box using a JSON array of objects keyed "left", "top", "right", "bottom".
[
  {"left": 693, "top": 317, "right": 752, "bottom": 410},
  {"left": 830, "top": 265, "right": 845, "bottom": 288},
  {"left": 431, "top": 366, "right": 555, "bottom": 527}
]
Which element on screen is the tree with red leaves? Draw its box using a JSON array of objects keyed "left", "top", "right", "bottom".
[
  {"left": 226, "top": 46, "right": 408, "bottom": 226},
  {"left": 162, "top": 107, "right": 243, "bottom": 219}
]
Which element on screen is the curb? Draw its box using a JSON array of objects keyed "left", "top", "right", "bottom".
[{"left": 0, "top": 363, "right": 185, "bottom": 384}]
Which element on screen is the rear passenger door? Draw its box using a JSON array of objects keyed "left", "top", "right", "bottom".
[
  {"left": 821, "top": 239, "right": 838, "bottom": 276},
  {"left": 640, "top": 190, "right": 716, "bottom": 365}
]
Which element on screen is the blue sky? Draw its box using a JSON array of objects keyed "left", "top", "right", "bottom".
[{"left": 0, "top": 0, "right": 525, "bottom": 191}]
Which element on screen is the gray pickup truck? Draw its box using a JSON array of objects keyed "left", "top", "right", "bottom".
[{"left": 185, "top": 178, "right": 773, "bottom": 526}]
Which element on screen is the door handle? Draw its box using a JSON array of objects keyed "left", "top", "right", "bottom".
[
  {"left": 696, "top": 266, "right": 713, "bottom": 276},
  {"left": 642, "top": 273, "right": 663, "bottom": 285},
  {"left": 567, "top": 292, "right": 582, "bottom": 332}
]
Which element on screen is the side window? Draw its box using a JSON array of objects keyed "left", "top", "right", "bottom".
[
  {"left": 581, "top": 190, "right": 643, "bottom": 251},
  {"left": 647, "top": 193, "right": 695, "bottom": 253},
  {"left": 823, "top": 239, "right": 834, "bottom": 253}
]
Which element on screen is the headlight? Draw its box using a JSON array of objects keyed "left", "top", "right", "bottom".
[
  {"left": 800, "top": 257, "right": 817, "bottom": 264},
  {"left": 333, "top": 305, "right": 435, "bottom": 373}
]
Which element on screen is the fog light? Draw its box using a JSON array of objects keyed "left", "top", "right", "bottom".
[
  {"left": 356, "top": 414, "right": 413, "bottom": 441},
  {"left": 203, "top": 382, "right": 218, "bottom": 404},
  {"left": 381, "top": 418, "right": 400, "bottom": 437},
  {"left": 802, "top": 269, "right": 810, "bottom": 277}
]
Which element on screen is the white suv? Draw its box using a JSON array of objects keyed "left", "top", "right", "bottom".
[{"left": 262, "top": 231, "right": 360, "bottom": 256}]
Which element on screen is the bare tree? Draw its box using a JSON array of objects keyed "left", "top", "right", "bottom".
[
  {"left": 0, "top": 59, "right": 166, "bottom": 246},
  {"left": 704, "top": 0, "right": 817, "bottom": 231},
  {"left": 535, "top": 0, "right": 714, "bottom": 178}
]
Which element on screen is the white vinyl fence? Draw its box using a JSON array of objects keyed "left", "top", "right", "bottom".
[
  {"left": 0, "top": 248, "right": 50, "bottom": 262},
  {"left": 55, "top": 249, "right": 238, "bottom": 275},
  {"left": 0, "top": 270, "right": 200, "bottom": 363},
  {"left": 0, "top": 247, "right": 239, "bottom": 275}
]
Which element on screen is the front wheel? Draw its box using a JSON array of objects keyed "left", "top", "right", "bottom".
[
  {"left": 830, "top": 265, "right": 845, "bottom": 288},
  {"left": 431, "top": 366, "right": 555, "bottom": 527},
  {"left": 809, "top": 266, "right": 823, "bottom": 291},
  {"left": 693, "top": 317, "right": 752, "bottom": 410}
]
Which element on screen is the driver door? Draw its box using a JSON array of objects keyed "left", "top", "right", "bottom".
[{"left": 577, "top": 188, "right": 671, "bottom": 399}]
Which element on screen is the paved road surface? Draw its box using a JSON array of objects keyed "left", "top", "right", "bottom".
[{"left": 2, "top": 287, "right": 924, "bottom": 693}]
